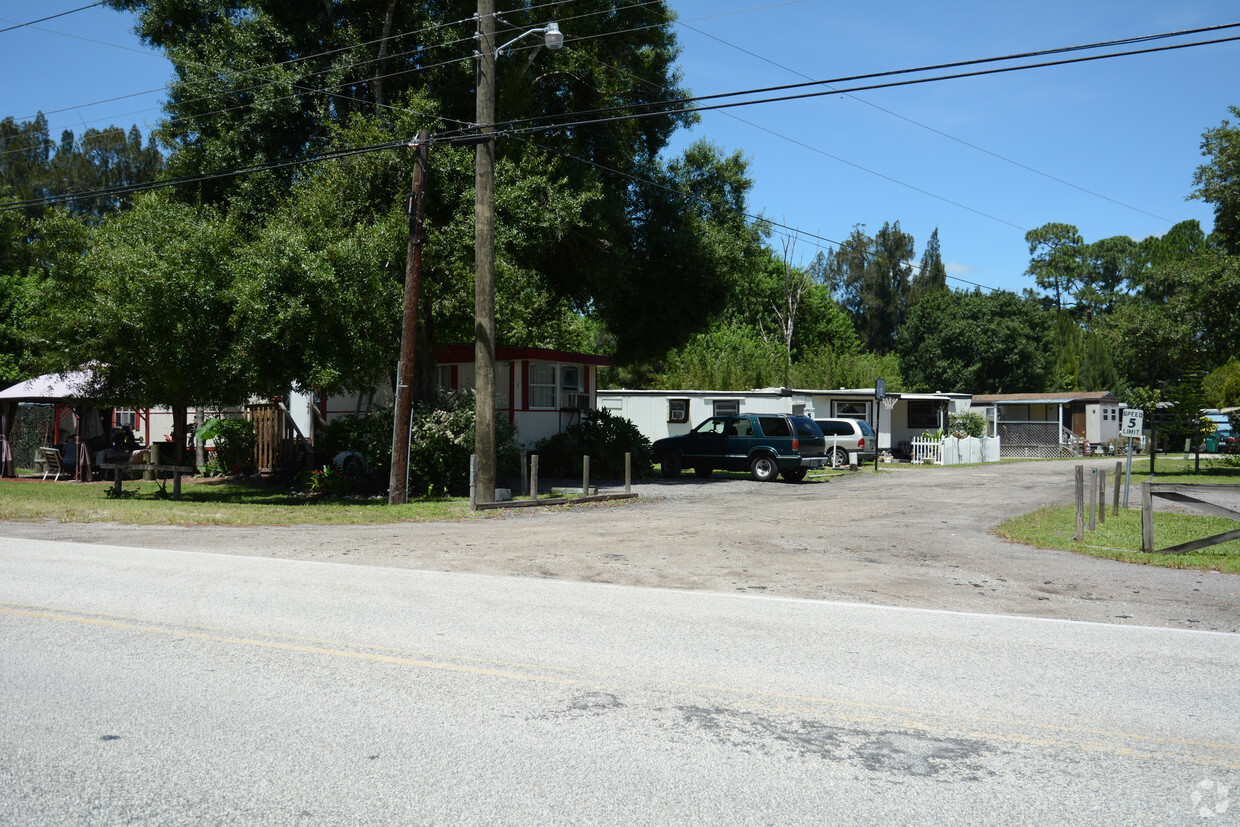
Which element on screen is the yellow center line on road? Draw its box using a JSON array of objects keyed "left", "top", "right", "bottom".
[
  {"left": 0, "top": 600, "right": 598, "bottom": 678},
  {"left": 6, "top": 602, "right": 1238, "bottom": 769},
  {"left": 0, "top": 605, "right": 587, "bottom": 686}
]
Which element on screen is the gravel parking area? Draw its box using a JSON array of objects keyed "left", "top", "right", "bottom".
[{"left": 4, "top": 458, "right": 1237, "bottom": 632}]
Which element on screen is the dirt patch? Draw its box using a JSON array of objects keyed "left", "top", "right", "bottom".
[{"left": 3, "top": 459, "right": 1237, "bottom": 632}]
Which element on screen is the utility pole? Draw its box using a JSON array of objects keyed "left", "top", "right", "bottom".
[
  {"left": 474, "top": 0, "right": 498, "bottom": 506},
  {"left": 389, "top": 129, "right": 430, "bottom": 505}
]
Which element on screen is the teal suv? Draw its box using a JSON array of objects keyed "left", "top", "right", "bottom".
[{"left": 652, "top": 414, "right": 829, "bottom": 482}]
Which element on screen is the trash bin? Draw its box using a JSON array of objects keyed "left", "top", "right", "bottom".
[{"left": 1204, "top": 435, "right": 1218, "bottom": 452}]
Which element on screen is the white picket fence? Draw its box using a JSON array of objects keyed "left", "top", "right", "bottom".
[{"left": 911, "top": 436, "right": 1001, "bottom": 465}]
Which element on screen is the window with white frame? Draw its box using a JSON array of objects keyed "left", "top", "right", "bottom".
[
  {"left": 529, "top": 363, "right": 557, "bottom": 408},
  {"left": 833, "top": 401, "right": 869, "bottom": 420},
  {"left": 114, "top": 408, "right": 136, "bottom": 429}
]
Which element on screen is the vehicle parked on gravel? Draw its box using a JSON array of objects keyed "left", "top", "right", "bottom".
[
  {"left": 652, "top": 414, "right": 828, "bottom": 482},
  {"left": 814, "top": 417, "right": 876, "bottom": 467}
]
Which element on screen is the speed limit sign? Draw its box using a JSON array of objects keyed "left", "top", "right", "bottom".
[{"left": 1121, "top": 408, "right": 1144, "bottom": 438}]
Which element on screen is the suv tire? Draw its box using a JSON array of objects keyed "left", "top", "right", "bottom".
[{"left": 750, "top": 454, "right": 779, "bottom": 482}]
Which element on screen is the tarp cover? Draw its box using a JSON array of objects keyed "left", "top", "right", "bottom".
[{"left": 0, "top": 370, "right": 94, "bottom": 402}]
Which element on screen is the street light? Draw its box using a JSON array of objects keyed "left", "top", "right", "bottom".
[{"left": 473, "top": 2, "right": 563, "bottom": 506}]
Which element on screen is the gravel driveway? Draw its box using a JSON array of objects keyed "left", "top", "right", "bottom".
[{"left": 4, "top": 458, "right": 1237, "bottom": 632}]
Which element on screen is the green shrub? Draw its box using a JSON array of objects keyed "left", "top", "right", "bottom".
[
  {"left": 533, "top": 408, "right": 653, "bottom": 479},
  {"left": 948, "top": 411, "right": 987, "bottom": 439},
  {"left": 316, "top": 408, "right": 393, "bottom": 477},
  {"left": 405, "top": 391, "right": 519, "bottom": 497},
  {"left": 197, "top": 417, "right": 256, "bottom": 474}
]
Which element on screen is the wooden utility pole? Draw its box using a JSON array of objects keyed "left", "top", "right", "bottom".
[
  {"left": 389, "top": 129, "right": 430, "bottom": 505},
  {"left": 473, "top": 0, "right": 498, "bottom": 506}
]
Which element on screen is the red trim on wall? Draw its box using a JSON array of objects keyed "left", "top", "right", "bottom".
[
  {"left": 508, "top": 361, "right": 516, "bottom": 423},
  {"left": 520, "top": 360, "right": 529, "bottom": 411}
]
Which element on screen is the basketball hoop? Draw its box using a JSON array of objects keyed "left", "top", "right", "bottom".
[{"left": 881, "top": 396, "right": 898, "bottom": 411}]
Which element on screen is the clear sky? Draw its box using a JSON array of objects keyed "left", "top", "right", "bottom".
[{"left": 3, "top": 1, "right": 1237, "bottom": 296}]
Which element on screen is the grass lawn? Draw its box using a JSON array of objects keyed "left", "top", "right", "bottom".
[
  {"left": 0, "top": 477, "right": 470, "bottom": 526},
  {"left": 997, "top": 455, "right": 1240, "bottom": 572},
  {"left": 997, "top": 506, "right": 1240, "bottom": 573}
]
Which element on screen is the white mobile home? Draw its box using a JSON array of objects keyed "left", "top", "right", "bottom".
[{"left": 595, "top": 389, "right": 815, "bottom": 444}]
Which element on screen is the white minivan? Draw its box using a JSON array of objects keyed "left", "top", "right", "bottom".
[{"left": 813, "top": 418, "right": 876, "bottom": 467}]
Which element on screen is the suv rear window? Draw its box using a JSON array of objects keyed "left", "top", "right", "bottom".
[
  {"left": 858, "top": 420, "right": 875, "bottom": 437},
  {"left": 791, "top": 416, "right": 821, "bottom": 437},
  {"left": 816, "top": 420, "right": 851, "bottom": 437},
  {"left": 757, "top": 416, "right": 791, "bottom": 437}
]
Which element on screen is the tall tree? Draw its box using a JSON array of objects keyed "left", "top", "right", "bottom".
[
  {"left": 828, "top": 221, "right": 914, "bottom": 352},
  {"left": 911, "top": 226, "right": 947, "bottom": 303},
  {"left": 896, "top": 289, "right": 1053, "bottom": 393},
  {"left": 36, "top": 195, "right": 249, "bottom": 467},
  {"left": 1024, "top": 222, "right": 1085, "bottom": 311},
  {"left": 1190, "top": 105, "right": 1240, "bottom": 254},
  {"left": 0, "top": 115, "right": 162, "bottom": 220}
]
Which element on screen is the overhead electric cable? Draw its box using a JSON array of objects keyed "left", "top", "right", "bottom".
[
  {"left": 476, "top": 33, "right": 1240, "bottom": 141},
  {"left": 675, "top": 19, "right": 1176, "bottom": 223},
  {"left": 447, "top": 22, "right": 1240, "bottom": 136},
  {"left": 0, "top": 2, "right": 106, "bottom": 34}
]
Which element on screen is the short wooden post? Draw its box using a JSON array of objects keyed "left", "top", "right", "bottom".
[
  {"left": 520, "top": 450, "right": 528, "bottom": 497},
  {"left": 1087, "top": 468, "right": 1097, "bottom": 532},
  {"left": 469, "top": 453, "right": 478, "bottom": 511},
  {"left": 1141, "top": 482, "right": 1154, "bottom": 553},
  {"left": 1112, "top": 462, "right": 1122, "bottom": 516},
  {"left": 1096, "top": 469, "right": 1105, "bottom": 525},
  {"left": 145, "top": 443, "right": 158, "bottom": 481},
  {"left": 1074, "top": 465, "right": 1084, "bottom": 541},
  {"left": 582, "top": 455, "right": 590, "bottom": 495},
  {"left": 625, "top": 452, "right": 631, "bottom": 495},
  {"left": 530, "top": 454, "right": 539, "bottom": 501}
]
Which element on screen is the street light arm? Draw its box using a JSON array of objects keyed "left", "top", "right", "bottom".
[{"left": 494, "top": 21, "right": 563, "bottom": 58}]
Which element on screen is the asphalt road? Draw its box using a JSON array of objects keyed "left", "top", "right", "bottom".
[
  {"left": 2, "top": 539, "right": 1238, "bottom": 825},
  {"left": 5, "top": 458, "right": 1237, "bottom": 631}
]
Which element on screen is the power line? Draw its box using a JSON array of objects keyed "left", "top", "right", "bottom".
[
  {"left": 448, "top": 22, "right": 1240, "bottom": 136},
  {"left": 673, "top": 19, "right": 1179, "bottom": 225},
  {"left": 0, "top": 2, "right": 106, "bottom": 35}
]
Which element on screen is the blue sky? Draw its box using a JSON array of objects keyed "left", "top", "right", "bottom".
[{"left": 2, "top": 1, "right": 1236, "bottom": 296}]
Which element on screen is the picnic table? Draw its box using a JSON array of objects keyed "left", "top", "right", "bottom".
[{"left": 99, "top": 462, "right": 197, "bottom": 500}]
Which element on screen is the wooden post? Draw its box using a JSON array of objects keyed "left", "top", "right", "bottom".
[
  {"left": 530, "top": 454, "right": 539, "bottom": 501},
  {"left": 1096, "top": 469, "right": 1105, "bottom": 525},
  {"left": 1141, "top": 482, "right": 1154, "bottom": 553},
  {"left": 145, "top": 443, "right": 158, "bottom": 481},
  {"left": 625, "top": 452, "right": 631, "bottom": 495},
  {"left": 469, "top": 453, "right": 478, "bottom": 511},
  {"left": 1112, "top": 462, "right": 1122, "bottom": 516},
  {"left": 520, "top": 450, "right": 528, "bottom": 497},
  {"left": 388, "top": 130, "right": 430, "bottom": 505},
  {"left": 1087, "top": 468, "right": 1097, "bottom": 531},
  {"left": 582, "top": 455, "right": 590, "bottom": 495},
  {"left": 1074, "top": 465, "right": 1084, "bottom": 541}
]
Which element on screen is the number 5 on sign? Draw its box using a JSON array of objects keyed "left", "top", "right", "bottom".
[{"left": 1121, "top": 409, "right": 1144, "bottom": 438}]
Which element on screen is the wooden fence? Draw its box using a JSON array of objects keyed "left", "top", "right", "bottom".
[{"left": 1140, "top": 483, "right": 1240, "bottom": 554}]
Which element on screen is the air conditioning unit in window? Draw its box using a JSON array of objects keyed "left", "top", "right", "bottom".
[{"left": 563, "top": 392, "right": 591, "bottom": 410}]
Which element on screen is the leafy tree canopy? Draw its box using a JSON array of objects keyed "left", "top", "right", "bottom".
[
  {"left": 1190, "top": 104, "right": 1240, "bottom": 254},
  {"left": 896, "top": 289, "right": 1053, "bottom": 393}
]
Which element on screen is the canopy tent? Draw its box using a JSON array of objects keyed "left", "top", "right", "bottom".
[
  {"left": 0, "top": 370, "right": 98, "bottom": 479},
  {"left": 0, "top": 369, "right": 95, "bottom": 402}
]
